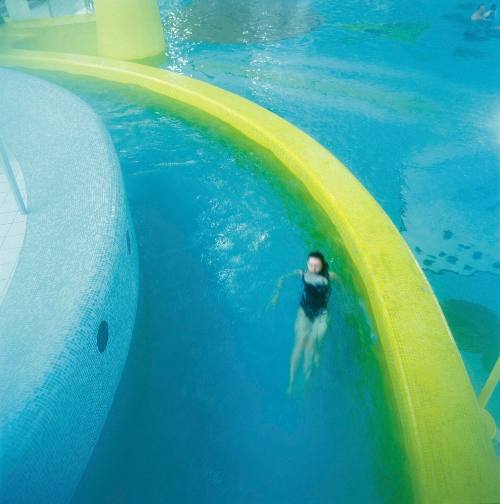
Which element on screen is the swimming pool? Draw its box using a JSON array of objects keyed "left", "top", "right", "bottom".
[{"left": 0, "top": 0, "right": 498, "bottom": 501}]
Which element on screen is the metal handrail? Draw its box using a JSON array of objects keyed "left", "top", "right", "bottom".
[
  {"left": 479, "top": 357, "right": 500, "bottom": 445},
  {"left": 0, "top": 138, "right": 28, "bottom": 214},
  {"left": 479, "top": 357, "right": 500, "bottom": 409}
]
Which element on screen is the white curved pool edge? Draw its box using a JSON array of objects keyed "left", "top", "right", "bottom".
[{"left": 0, "top": 69, "right": 139, "bottom": 503}]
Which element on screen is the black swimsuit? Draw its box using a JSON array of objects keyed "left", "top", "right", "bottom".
[{"left": 299, "top": 271, "right": 330, "bottom": 320}]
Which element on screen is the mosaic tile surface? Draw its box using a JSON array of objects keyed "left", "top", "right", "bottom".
[{"left": 0, "top": 68, "right": 139, "bottom": 502}]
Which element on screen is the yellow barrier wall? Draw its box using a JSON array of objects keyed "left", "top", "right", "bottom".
[{"left": 0, "top": 50, "right": 498, "bottom": 503}]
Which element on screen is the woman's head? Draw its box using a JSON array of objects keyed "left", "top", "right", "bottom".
[{"left": 307, "top": 251, "right": 329, "bottom": 277}]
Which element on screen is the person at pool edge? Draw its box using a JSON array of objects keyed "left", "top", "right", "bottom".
[
  {"left": 268, "top": 251, "right": 337, "bottom": 395},
  {"left": 471, "top": 3, "right": 497, "bottom": 21},
  {"left": 471, "top": 4, "right": 487, "bottom": 20}
]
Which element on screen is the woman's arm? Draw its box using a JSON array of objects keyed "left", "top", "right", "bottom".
[{"left": 268, "top": 269, "right": 302, "bottom": 307}]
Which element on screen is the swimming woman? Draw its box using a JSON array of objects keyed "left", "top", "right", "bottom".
[{"left": 268, "top": 251, "right": 336, "bottom": 395}]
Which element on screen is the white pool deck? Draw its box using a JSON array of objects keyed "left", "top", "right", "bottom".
[{"left": 0, "top": 151, "right": 27, "bottom": 304}]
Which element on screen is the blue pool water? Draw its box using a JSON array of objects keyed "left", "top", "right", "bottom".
[
  {"left": 49, "top": 81, "right": 408, "bottom": 503},
  {"left": 158, "top": 0, "right": 500, "bottom": 409},
  {"left": 35, "top": 0, "right": 498, "bottom": 501}
]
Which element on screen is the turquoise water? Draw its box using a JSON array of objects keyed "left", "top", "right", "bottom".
[
  {"left": 42, "top": 80, "right": 408, "bottom": 503},
  {"left": 43, "top": 0, "right": 497, "bottom": 501},
  {"left": 159, "top": 0, "right": 500, "bottom": 414}
]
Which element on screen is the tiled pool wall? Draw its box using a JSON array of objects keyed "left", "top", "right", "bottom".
[{"left": 0, "top": 69, "right": 139, "bottom": 502}]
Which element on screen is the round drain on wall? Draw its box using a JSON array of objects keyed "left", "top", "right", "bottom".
[
  {"left": 97, "top": 321, "right": 109, "bottom": 352},
  {"left": 126, "top": 230, "right": 131, "bottom": 255}
]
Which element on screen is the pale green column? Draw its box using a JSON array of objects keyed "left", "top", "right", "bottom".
[{"left": 94, "top": 0, "right": 165, "bottom": 61}]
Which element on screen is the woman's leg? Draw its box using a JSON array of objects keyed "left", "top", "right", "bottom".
[
  {"left": 304, "top": 312, "right": 328, "bottom": 380},
  {"left": 312, "top": 311, "right": 328, "bottom": 368},
  {"left": 288, "top": 308, "right": 311, "bottom": 394},
  {"left": 304, "top": 334, "right": 316, "bottom": 381}
]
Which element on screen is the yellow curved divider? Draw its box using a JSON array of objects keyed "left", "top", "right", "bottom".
[{"left": 0, "top": 49, "right": 498, "bottom": 502}]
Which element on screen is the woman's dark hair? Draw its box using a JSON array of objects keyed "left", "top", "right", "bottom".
[{"left": 308, "top": 251, "right": 329, "bottom": 278}]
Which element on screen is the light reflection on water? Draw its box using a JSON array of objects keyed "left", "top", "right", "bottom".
[{"left": 165, "top": 0, "right": 323, "bottom": 44}]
